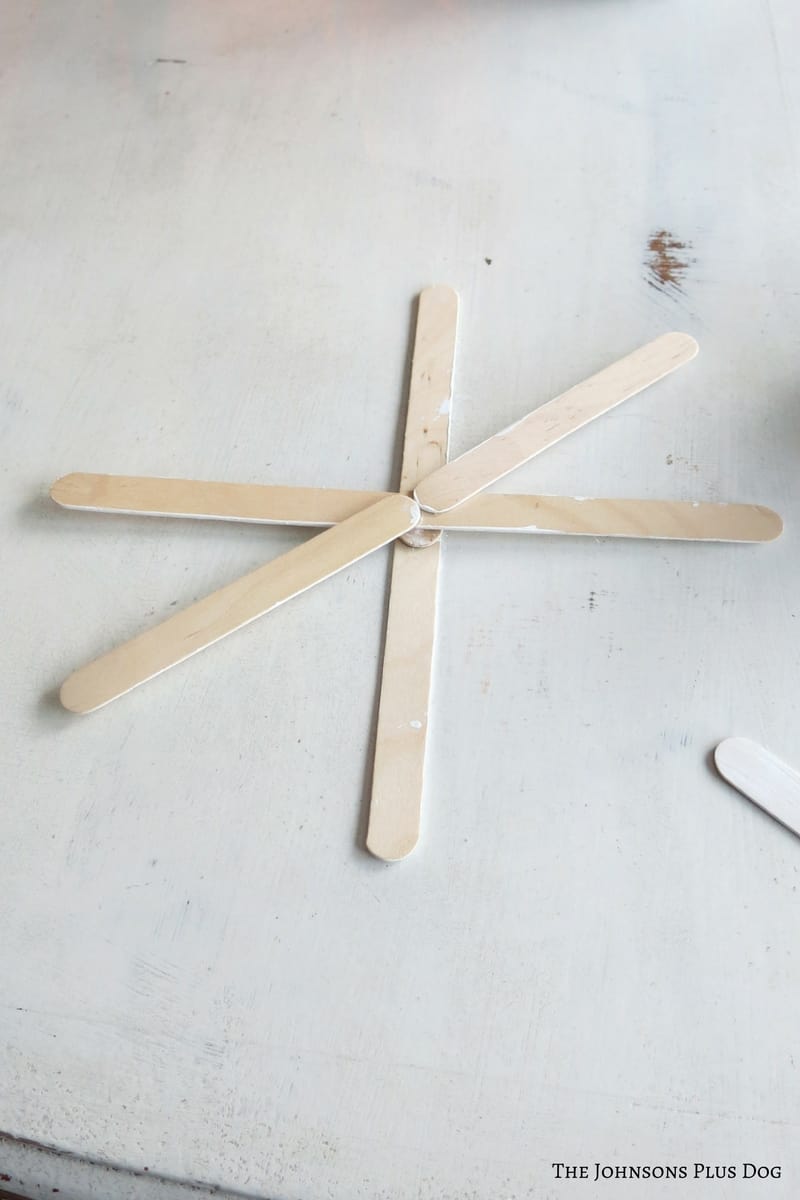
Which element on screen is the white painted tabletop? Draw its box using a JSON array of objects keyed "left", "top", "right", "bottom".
[{"left": 2, "top": 2, "right": 800, "bottom": 1197}]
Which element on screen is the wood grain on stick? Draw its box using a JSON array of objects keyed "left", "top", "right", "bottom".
[
  {"left": 60, "top": 494, "right": 419, "bottom": 714},
  {"left": 367, "top": 285, "right": 458, "bottom": 861},
  {"left": 414, "top": 332, "right": 699, "bottom": 512},
  {"left": 52, "top": 474, "right": 782, "bottom": 542}
]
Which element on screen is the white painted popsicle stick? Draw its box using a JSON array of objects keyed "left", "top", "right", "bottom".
[
  {"left": 51, "top": 473, "right": 782, "bottom": 542},
  {"left": 414, "top": 331, "right": 699, "bottom": 513},
  {"left": 60, "top": 494, "right": 419, "bottom": 714},
  {"left": 715, "top": 738, "right": 800, "bottom": 839},
  {"left": 367, "top": 284, "right": 458, "bottom": 862}
]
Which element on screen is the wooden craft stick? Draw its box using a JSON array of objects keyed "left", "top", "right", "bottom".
[
  {"left": 60, "top": 494, "right": 419, "bottom": 714},
  {"left": 439, "top": 495, "right": 781, "bottom": 542},
  {"left": 414, "top": 331, "right": 699, "bottom": 512},
  {"left": 715, "top": 738, "right": 800, "bottom": 840},
  {"left": 50, "top": 472, "right": 389, "bottom": 527},
  {"left": 398, "top": 285, "right": 455, "bottom": 549},
  {"left": 367, "top": 284, "right": 458, "bottom": 862},
  {"left": 51, "top": 473, "right": 782, "bottom": 542}
]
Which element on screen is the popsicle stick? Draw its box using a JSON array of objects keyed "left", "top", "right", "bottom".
[
  {"left": 398, "top": 285, "right": 455, "bottom": 549},
  {"left": 438, "top": 494, "right": 782, "bottom": 542},
  {"left": 60, "top": 494, "right": 419, "bottom": 714},
  {"left": 51, "top": 473, "right": 782, "bottom": 542},
  {"left": 50, "top": 472, "right": 389, "bottom": 527},
  {"left": 367, "top": 285, "right": 458, "bottom": 861},
  {"left": 715, "top": 738, "right": 800, "bottom": 840},
  {"left": 414, "top": 331, "right": 699, "bottom": 513}
]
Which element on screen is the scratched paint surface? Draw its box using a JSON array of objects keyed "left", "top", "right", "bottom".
[{"left": 1, "top": 2, "right": 800, "bottom": 1198}]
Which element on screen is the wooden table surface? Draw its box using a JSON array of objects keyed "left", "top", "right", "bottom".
[{"left": 2, "top": 2, "right": 799, "bottom": 1197}]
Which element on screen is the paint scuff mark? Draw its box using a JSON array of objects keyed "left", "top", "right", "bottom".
[
  {"left": 666, "top": 453, "right": 699, "bottom": 473},
  {"left": 645, "top": 230, "right": 692, "bottom": 295},
  {"left": 587, "top": 589, "right": 609, "bottom": 612}
]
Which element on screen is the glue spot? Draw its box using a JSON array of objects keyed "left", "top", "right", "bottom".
[{"left": 409, "top": 720, "right": 423, "bottom": 730}]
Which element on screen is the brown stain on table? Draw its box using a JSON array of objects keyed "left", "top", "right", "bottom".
[{"left": 645, "top": 230, "right": 692, "bottom": 294}]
